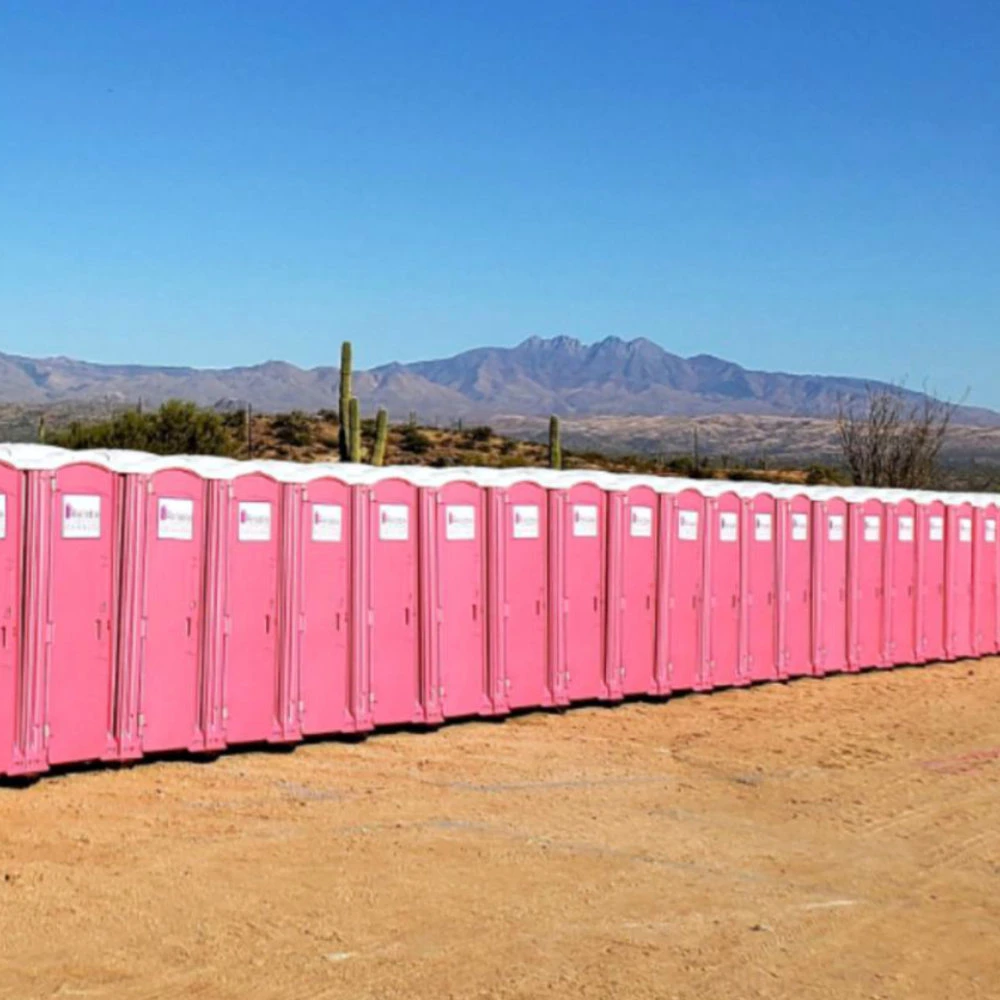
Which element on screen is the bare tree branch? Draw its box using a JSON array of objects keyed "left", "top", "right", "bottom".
[{"left": 837, "top": 382, "right": 960, "bottom": 488}]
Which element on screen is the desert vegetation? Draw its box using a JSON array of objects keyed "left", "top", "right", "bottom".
[
  {"left": 7, "top": 346, "right": 991, "bottom": 490},
  {"left": 836, "top": 382, "right": 958, "bottom": 489}
]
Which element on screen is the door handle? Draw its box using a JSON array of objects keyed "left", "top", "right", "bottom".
[
  {"left": 185, "top": 617, "right": 193, "bottom": 638},
  {"left": 535, "top": 600, "right": 541, "bottom": 616},
  {"left": 265, "top": 614, "right": 271, "bottom": 635},
  {"left": 472, "top": 604, "right": 478, "bottom": 622},
  {"left": 96, "top": 619, "right": 102, "bottom": 640},
  {"left": 404, "top": 607, "right": 410, "bottom": 626}
]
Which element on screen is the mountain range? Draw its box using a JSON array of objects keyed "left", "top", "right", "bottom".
[{"left": 0, "top": 335, "right": 995, "bottom": 427}]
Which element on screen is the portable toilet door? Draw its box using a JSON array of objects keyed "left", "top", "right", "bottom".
[
  {"left": 42, "top": 460, "right": 120, "bottom": 766},
  {"left": 295, "top": 475, "right": 357, "bottom": 736},
  {"left": 944, "top": 500, "right": 975, "bottom": 661},
  {"left": 428, "top": 479, "right": 489, "bottom": 720},
  {"left": 776, "top": 492, "right": 812, "bottom": 678},
  {"left": 551, "top": 481, "right": 608, "bottom": 703},
  {"left": 365, "top": 477, "right": 424, "bottom": 726},
  {"left": 489, "top": 479, "right": 550, "bottom": 711},
  {"left": 974, "top": 504, "right": 999, "bottom": 656},
  {"left": 217, "top": 472, "right": 284, "bottom": 745},
  {"left": 611, "top": 484, "right": 658, "bottom": 698},
  {"left": 704, "top": 490, "right": 743, "bottom": 688},
  {"left": 885, "top": 497, "right": 918, "bottom": 666},
  {"left": 848, "top": 495, "right": 887, "bottom": 670},
  {"left": 123, "top": 466, "right": 208, "bottom": 756},
  {"left": 812, "top": 495, "right": 848, "bottom": 675},
  {"left": 743, "top": 491, "right": 778, "bottom": 683},
  {"left": 0, "top": 462, "right": 22, "bottom": 776},
  {"left": 917, "top": 500, "right": 946, "bottom": 662},
  {"left": 663, "top": 488, "right": 707, "bottom": 692}
]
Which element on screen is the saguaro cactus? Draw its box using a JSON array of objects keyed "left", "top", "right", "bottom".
[
  {"left": 372, "top": 407, "right": 389, "bottom": 466},
  {"left": 37, "top": 414, "right": 47, "bottom": 443},
  {"left": 549, "top": 414, "right": 562, "bottom": 470},
  {"left": 338, "top": 340, "right": 353, "bottom": 461},
  {"left": 349, "top": 396, "right": 362, "bottom": 463}
]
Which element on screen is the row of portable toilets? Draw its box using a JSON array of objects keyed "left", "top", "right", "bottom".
[{"left": 0, "top": 442, "right": 997, "bottom": 778}]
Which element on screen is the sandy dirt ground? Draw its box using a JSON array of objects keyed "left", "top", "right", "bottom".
[{"left": 2, "top": 659, "right": 1000, "bottom": 1000}]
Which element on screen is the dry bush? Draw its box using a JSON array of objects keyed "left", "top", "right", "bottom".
[{"left": 837, "top": 384, "right": 960, "bottom": 488}]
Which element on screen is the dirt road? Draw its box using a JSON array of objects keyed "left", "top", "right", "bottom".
[{"left": 2, "top": 660, "right": 999, "bottom": 999}]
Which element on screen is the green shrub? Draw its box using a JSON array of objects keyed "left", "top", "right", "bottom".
[
  {"left": 272, "top": 410, "right": 315, "bottom": 447},
  {"left": 47, "top": 400, "right": 237, "bottom": 457},
  {"left": 805, "top": 464, "right": 842, "bottom": 486},
  {"left": 399, "top": 425, "right": 432, "bottom": 455},
  {"left": 465, "top": 425, "right": 493, "bottom": 444}
]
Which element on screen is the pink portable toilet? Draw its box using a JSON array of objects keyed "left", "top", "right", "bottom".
[
  {"left": 12, "top": 449, "right": 121, "bottom": 770},
  {"left": 884, "top": 494, "right": 918, "bottom": 666},
  {"left": 487, "top": 473, "right": 551, "bottom": 711},
  {"left": 361, "top": 471, "right": 425, "bottom": 726},
  {"left": 944, "top": 498, "right": 975, "bottom": 661},
  {"left": 660, "top": 485, "right": 707, "bottom": 692},
  {"left": 741, "top": 486, "right": 778, "bottom": 684},
  {"left": 847, "top": 492, "right": 887, "bottom": 670},
  {"left": 605, "top": 478, "right": 658, "bottom": 699},
  {"left": 0, "top": 456, "right": 23, "bottom": 776},
  {"left": 916, "top": 498, "right": 947, "bottom": 662},
  {"left": 703, "top": 487, "right": 744, "bottom": 688},
  {"left": 261, "top": 461, "right": 364, "bottom": 739},
  {"left": 487, "top": 473, "right": 552, "bottom": 711},
  {"left": 549, "top": 473, "right": 610, "bottom": 703},
  {"left": 423, "top": 472, "right": 490, "bottom": 720},
  {"left": 198, "top": 465, "right": 287, "bottom": 748},
  {"left": 775, "top": 488, "right": 813, "bottom": 679},
  {"left": 113, "top": 455, "right": 212, "bottom": 759},
  {"left": 812, "top": 490, "right": 849, "bottom": 675},
  {"left": 973, "top": 500, "right": 999, "bottom": 656}
]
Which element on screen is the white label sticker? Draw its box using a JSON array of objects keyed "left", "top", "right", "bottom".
[
  {"left": 572, "top": 504, "right": 599, "bottom": 538},
  {"left": 959, "top": 517, "right": 972, "bottom": 543},
  {"left": 238, "top": 501, "right": 272, "bottom": 542},
  {"left": 898, "top": 516, "right": 914, "bottom": 543},
  {"left": 791, "top": 512, "right": 808, "bottom": 541},
  {"left": 311, "top": 503, "right": 342, "bottom": 543},
  {"left": 445, "top": 504, "right": 476, "bottom": 541},
  {"left": 754, "top": 513, "right": 772, "bottom": 542},
  {"left": 864, "top": 515, "right": 881, "bottom": 542},
  {"left": 828, "top": 515, "right": 844, "bottom": 542},
  {"left": 62, "top": 494, "right": 101, "bottom": 539},
  {"left": 719, "top": 511, "right": 738, "bottom": 542},
  {"left": 379, "top": 503, "right": 409, "bottom": 541},
  {"left": 512, "top": 504, "right": 539, "bottom": 539},
  {"left": 629, "top": 505, "right": 653, "bottom": 538},
  {"left": 0, "top": 494, "right": 6, "bottom": 540},
  {"left": 157, "top": 497, "right": 194, "bottom": 540},
  {"left": 986, "top": 520, "right": 997, "bottom": 543},
  {"left": 929, "top": 516, "right": 944, "bottom": 541},
  {"left": 678, "top": 509, "right": 699, "bottom": 541}
]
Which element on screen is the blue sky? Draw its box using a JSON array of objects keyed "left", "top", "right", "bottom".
[{"left": 0, "top": 1, "right": 997, "bottom": 404}]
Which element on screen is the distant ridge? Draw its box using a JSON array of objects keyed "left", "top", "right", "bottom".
[{"left": 0, "top": 336, "right": 995, "bottom": 426}]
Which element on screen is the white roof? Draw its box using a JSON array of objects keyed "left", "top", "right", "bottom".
[
  {"left": 1, "top": 441, "right": 998, "bottom": 508},
  {"left": 0, "top": 443, "right": 116, "bottom": 472}
]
